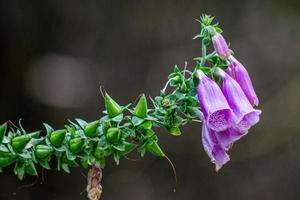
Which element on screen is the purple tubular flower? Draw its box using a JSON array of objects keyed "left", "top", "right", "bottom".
[
  {"left": 212, "top": 33, "right": 230, "bottom": 59},
  {"left": 215, "top": 127, "right": 247, "bottom": 151},
  {"left": 202, "top": 123, "right": 248, "bottom": 171},
  {"left": 201, "top": 122, "right": 230, "bottom": 171},
  {"left": 217, "top": 68, "right": 261, "bottom": 133},
  {"left": 228, "top": 56, "right": 259, "bottom": 106},
  {"left": 197, "top": 70, "right": 234, "bottom": 132}
]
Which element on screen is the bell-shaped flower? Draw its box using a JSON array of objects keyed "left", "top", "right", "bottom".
[
  {"left": 215, "top": 127, "right": 247, "bottom": 151},
  {"left": 201, "top": 122, "right": 230, "bottom": 171},
  {"left": 202, "top": 122, "right": 250, "bottom": 171},
  {"left": 227, "top": 56, "right": 259, "bottom": 106},
  {"left": 197, "top": 70, "right": 234, "bottom": 132},
  {"left": 217, "top": 68, "right": 261, "bottom": 133},
  {"left": 212, "top": 33, "right": 230, "bottom": 59}
]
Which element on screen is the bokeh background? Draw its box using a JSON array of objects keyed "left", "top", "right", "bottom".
[{"left": 1, "top": 0, "right": 300, "bottom": 199}]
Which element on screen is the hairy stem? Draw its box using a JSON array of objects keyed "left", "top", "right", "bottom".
[{"left": 87, "top": 165, "right": 103, "bottom": 200}]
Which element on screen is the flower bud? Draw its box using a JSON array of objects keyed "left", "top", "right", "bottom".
[
  {"left": 105, "top": 128, "right": 120, "bottom": 143},
  {"left": 212, "top": 33, "right": 230, "bottom": 59},
  {"left": 35, "top": 145, "right": 53, "bottom": 159},
  {"left": 105, "top": 93, "right": 122, "bottom": 118},
  {"left": 0, "top": 122, "right": 7, "bottom": 143},
  {"left": 50, "top": 129, "right": 66, "bottom": 147},
  {"left": 171, "top": 75, "right": 181, "bottom": 85},
  {"left": 134, "top": 94, "right": 148, "bottom": 118},
  {"left": 0, "top": 151, "right": 17, "bottom": 168},
  {"left": 11, "top": 131, "right": 40, "bottom": 152},
  {"left": 69, "top": 138, "right": 85, "bottom": 154},
  {"left": 84, "top": 121, "right": 100, "bottom": 138},
  {"left": 180, "top": 82, "right": 188, "bottom": 93}
]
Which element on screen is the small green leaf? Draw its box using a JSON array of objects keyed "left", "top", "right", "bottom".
[
  {"left": 0, "top": 123, "right": 7, "bottom": 143},
  {"left": 138, "top": 121, "right": 152, "bottom": 130},
  {"left": 14, "top": 162, "right": 25, "bottom": 180},
  {"left": 80, "top": 158, "right": 89, "bottom": 169},
  {"left": 39, "top": 160, "right": 51, "bottom": 170},
  {"left": 168, "top": 127, "right": 182, "bottom": 136},
  {"left": 113, "top": 151, "right": 120, "bottom": 165},
  {"left": 62, "top": 164, "right": 70, "bottom": 173},
  {"left": 75, "top": 118, "right": 87, "bottom": 128},
  {"left": 146, "top": 141, "right": 165, "bottom": 157},
  {"left": 203, "top": 36, "right": 210, "bottom": 45},
  {"left": 121, "top": 142, "right": 137, "bottom": 155},
  {"left": 25, "top": 162, "right": 38, "bottom": 176},
  {"left": 111, "top": 114, "right": 124, "bottom": 123},
  {"left": 43, "top": 123, "right": 54, "bottom": 135},
  {"left": 113, "top": 143, "right": 125, "bottom": 152},
  {"left": 131, "top": 116, "right": 144, "bottom": 126}
]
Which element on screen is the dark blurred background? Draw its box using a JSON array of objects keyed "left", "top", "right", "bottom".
[{"left": 1, "top": 0, "right": 300, "bottom": 199}]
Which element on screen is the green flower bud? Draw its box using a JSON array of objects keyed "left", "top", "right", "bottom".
[
  {"left": 0, "top": 152, "right": 17, "bottom": 168},
  {"left": 69, "top": 138, "right": 85, "bottom": 154},
  {"left": 180, "top": 82, "right": 188, "bottom": 93},
  {"left": 105, "top": 93, "right": 122, "bottom": 118},
  {"left": 105, "top": 128, "right": 120, "bottom": 143},
  {"left": 168, "top": 127, "right": 182, "bottom": 136},
  {"left": 50, "top": 129, "right": 66, "bottom": 147},
  {"left": 84, "top": 121, "right": 100, "bottom": 137},
  {"left": 11, "top": 131, "right": 40, "bottom": 152},
  {"left": 146, "top": 141, "right": 165, "bottom": 157},
  {"left": 171, "top": 75, "right": 181, "bottom": 84},
  {"left": 35, "top": 145, "right": 53, "bottom": 159},
  {"left": 0, "top": 123, "right": 7, "bottom": 143},
  {"left": 162, "top": 98, "right": 171, "bottom": 107},
  {"left": 134, "top": 94, "right": 148, "bottom": 118}
]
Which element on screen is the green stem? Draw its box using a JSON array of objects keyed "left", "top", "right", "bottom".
[{"left": 200, "top": 39, "right": 207, "bottom": 66}]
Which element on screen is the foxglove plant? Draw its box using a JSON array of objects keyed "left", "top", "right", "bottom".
[{"left": 0, "top": 14, "right": 261, "bottom": 199}]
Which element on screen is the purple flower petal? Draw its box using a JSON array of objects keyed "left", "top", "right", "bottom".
[
  {"left": 215, "top": 127, "right": 247, "bottom": 151},
  {"left": 228, "top": 56, "right": 259, "bottom": 106},
  {"left": 201, "top": 122, "right": 230, "bottom": 171},
  {"left": 197, "top": 70, "right": 234, "bottom": 132},
  {"left": 218, "top": 68, "right": 261, "bottom": 132}
]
